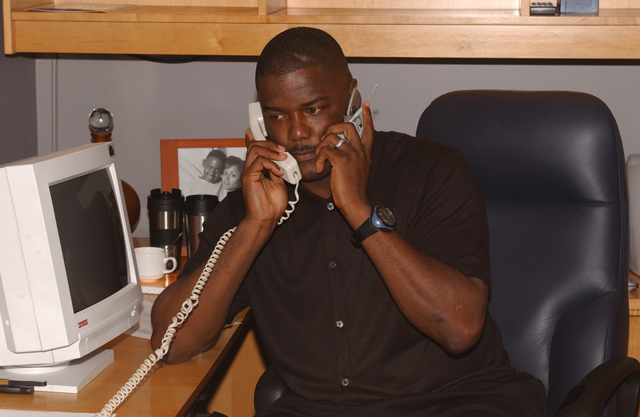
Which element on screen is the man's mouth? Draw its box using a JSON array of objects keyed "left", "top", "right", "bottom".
[
  {"left": 291, "top": 151, "right": 315, "bottom": 162},
  {"left": 289, "top": 144, "right": 316, "bottom": 163}
]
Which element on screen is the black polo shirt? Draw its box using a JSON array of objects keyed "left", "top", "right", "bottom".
[{"left": 181, "top": 131, "right": 545, "bottom": 414}]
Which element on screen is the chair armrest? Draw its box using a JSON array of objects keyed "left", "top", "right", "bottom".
[
  {"left": 254, "top": 365, "right": 287, "bottom": 412},
  {"left": 557, "top": 357, "right": 640, "bottom": 417}
]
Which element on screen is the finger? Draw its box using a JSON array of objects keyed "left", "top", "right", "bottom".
[
  {"left": 316, "top": 129, "right": 340, "bottom": 152},
  {"left": 323, "top": 122, "right": 360, "bottom": 147},
  {"left": 316, "top": 123, "right": 362, "bottom": 164},
  {"left": 314, "top": 138, "right": 352, "bottom": 173},
  {"left": 245, "top": 128, "right": 286, "bottom": 153},
  {"left": 359, "top": 102, "right": 374, "bottom": 156},
  {"left": 314, "top": 133, "right": 336, "bottom": 171},
  {"left": 243, "top": 154, "right": 284, "bottom": 180},
  {"left": 247, "top": 140, "right": 286, "bottom": 158},
  {"left": 244, "top": 128, "right": 254, "bottom": 147},
  {"left": 246, "top": 140, "right": 287, "bottom": 168},
  {"left": 318, "top": 129, "right": 360, "bottom": 156},
  {"left": 315, "top": 144, "right": 330, "bottom": 173}
]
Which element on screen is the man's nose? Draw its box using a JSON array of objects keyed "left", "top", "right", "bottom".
[{"left": 288, "top": 115, "right": 310, "bottom": 141}]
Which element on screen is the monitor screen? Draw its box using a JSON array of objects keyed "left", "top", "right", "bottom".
[
  {"left": 50, "top": 169, "right": 128, "bottom": 313},
  {"left": 0, "top": 142, "right": 142, "bottom": 393}
]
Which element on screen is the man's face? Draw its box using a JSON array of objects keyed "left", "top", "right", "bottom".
[
  {"left": 202, "top": 157, "right": 225, "bottom": 184},
  {"left": 257, "top": 65, "right": 354, "bottom": 183}
]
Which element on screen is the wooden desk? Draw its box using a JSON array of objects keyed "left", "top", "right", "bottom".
[{"left": 0, "top": 308, "right": 250, "bottom": 416}]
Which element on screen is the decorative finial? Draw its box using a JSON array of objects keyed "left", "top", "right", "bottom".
[{"left": 89, "top": 108, "right": 114, "bottom": 142}]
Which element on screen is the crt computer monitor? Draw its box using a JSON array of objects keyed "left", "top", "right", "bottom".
[{"left": 0, "top": 142, "right": 142, "bottom": 393}]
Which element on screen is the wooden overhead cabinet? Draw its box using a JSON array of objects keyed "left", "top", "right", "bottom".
[{"left": 4, "top": 0, "right": 640, "bottom": 58}]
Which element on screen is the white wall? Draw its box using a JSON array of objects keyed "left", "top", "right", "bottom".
[{"left": 36, "top": 54, "right": 640, "bottom": 237}]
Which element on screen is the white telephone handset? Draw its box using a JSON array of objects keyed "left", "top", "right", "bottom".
[{"left": 248, "top": 102, "right": 301, "bottom": 184}]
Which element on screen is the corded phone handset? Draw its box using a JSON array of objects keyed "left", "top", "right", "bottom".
[
  {"left": 96, "top": 90, "right": 363, "bottom": 417},
  {"left": 248, "top": 102, "right": 301, "bottom": 185}
]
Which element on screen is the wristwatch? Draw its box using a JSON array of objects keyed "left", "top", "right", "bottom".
[{"left": 351, "top": 206, "right": 396, "bottom": 246}]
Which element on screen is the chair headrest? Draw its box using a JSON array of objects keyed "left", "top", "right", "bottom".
[{"left": 417, "top": 90, "right": 624, "bottom": 205}]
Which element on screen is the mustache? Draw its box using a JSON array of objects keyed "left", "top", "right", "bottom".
[{"left": 288, "top": 144, "right": 316, "bottom": 154}]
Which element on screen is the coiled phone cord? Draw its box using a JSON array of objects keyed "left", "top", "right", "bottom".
[
  {"left": 278, "top": 172, "right": 300, "bottom": 225},
  {"left": 95, "top": 174, "right": 300, "bottom": 417}
]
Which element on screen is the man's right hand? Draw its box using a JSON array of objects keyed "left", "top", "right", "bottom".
[
  {"left": 242, "top": 128, "right": 290, "bottom": 229},
  {"left": 150, "top": 131, "right": 292, "bottom": 363}
]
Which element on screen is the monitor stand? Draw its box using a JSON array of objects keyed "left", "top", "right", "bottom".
[{"left": 0, "top": 348, "right": 114, "bottom": 393}]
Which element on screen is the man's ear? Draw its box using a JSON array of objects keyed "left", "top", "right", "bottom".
[{"left": 350, "top": 78, "right": 358, "bottom": 92}]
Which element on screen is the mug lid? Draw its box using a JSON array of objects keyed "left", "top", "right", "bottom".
[
  {"left": 147, "top": 188, "right": 185, "bottom": 211},
  {"left": 185, "top": 194, "right": 218, "bottom": 216}
]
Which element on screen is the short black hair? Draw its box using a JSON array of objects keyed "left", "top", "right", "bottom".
[
  {"left": 225, "top": 156, "right": 244, "bottom": 171},
  {"left": 255, "top": 27, "right": 350, "bottom": 88},
  {"left": 205, "top": 149, "right": 227, "bottom": 163}
]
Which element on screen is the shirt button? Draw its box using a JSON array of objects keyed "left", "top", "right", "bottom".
[
  {"left": 329, "top": 261, "right": 336, "bottom": 269},
  {"left": 342, "top": 378, "right": 349, "bottom": 386},
  {"left": 327, "top": 202, "right": 335, "bottom": 210},
  {"left": 336, "top": 320, "right": 344, "bottom": 328}
]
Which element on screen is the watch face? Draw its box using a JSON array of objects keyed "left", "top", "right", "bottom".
[{"left": 375, "top": 206, "right": 396, "bottom": 228}]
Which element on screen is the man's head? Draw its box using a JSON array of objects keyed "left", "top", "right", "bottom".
[
  {"left": 222, "top": 156, "right": 243, "bottom": 191},
  {"left": 255, "top": 27, "right": 356, "bottom": 183},
  {"left": 202, "top": 150, "right": 227, "bottom": 184},
  {"left": 255, "top": 27, "right": 351, "bottom": 89}
]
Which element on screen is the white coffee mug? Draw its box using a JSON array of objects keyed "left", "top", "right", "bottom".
[{"left": 135, "top": 247, "right": 177, "bottom": 279}]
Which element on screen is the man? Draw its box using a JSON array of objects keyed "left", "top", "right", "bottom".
[
  {"left": 183, "top": 149, "right": 226, "bottom": 196},
  {"left": 151, "top": 27, "right": 546, "bottom": 416}
]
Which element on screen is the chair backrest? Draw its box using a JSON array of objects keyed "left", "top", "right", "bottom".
[{"left": 416, "top": 90, "right": 629, "bottom": 416}]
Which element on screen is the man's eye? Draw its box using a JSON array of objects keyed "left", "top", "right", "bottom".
[
  {"left": 269, "top": 114, "right": 284, "bottom": 120},
  {"left": 307, "top": 107, "right": 321, "bottom": 114}
]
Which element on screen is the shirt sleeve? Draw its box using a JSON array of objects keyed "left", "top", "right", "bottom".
[{"left": 405, "top": 148, "right": 491, "bottom": 286}]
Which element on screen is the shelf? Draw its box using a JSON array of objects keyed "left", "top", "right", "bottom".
[{"left": 5, "top": 0, "right": 640, "bottom": 58}]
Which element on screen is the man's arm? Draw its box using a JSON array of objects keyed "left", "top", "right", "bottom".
[
  {"left": 357, "top": 230, "right": 488, "bottom": 354},
  {"left": 315, "top": 102, "right": 488, "bottom": 355},
  {"left": 150, "top": 132, "right": 291, "bottom": 363},
  {"left": 150, "top": 218, "right": 273, "bottom": 363}
]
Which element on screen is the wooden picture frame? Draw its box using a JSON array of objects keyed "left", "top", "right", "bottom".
[
  {"left": 160, "top": 138, "right": 247, "bottom": 195},
  {"left": 160, "top": 139, "right": 247, "bottom": 257}
]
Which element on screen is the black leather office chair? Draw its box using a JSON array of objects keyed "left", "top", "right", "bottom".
[
  {"left": 252, "top": 90, "right": 640, "bottom": 416},
  {"left": 416, "top": 90, "right": 639, "bottom": 416}
]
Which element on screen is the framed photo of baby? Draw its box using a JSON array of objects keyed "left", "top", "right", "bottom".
[{"left": 160, "top": 139, "right": 247, "bottom": 202}]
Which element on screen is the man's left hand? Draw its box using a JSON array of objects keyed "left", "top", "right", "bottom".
[{"left": 314, "top": 101, "right": 374, "bottom": 229}]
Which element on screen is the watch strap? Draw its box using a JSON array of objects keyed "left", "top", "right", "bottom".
[{"left": 351, "top": 217, "right": 378, "bottom": 246}]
